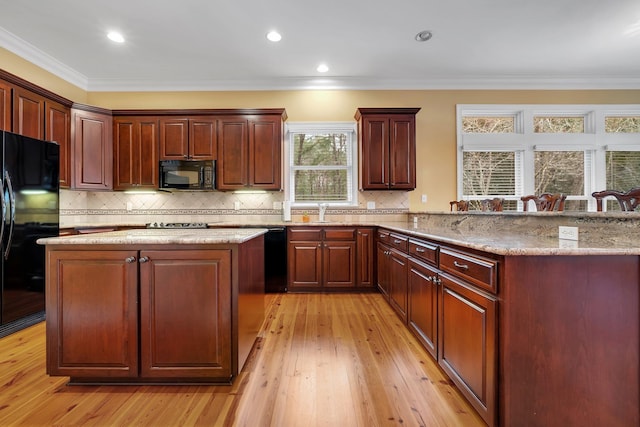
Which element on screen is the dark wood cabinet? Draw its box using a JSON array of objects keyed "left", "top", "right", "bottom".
[
  {"left": 376, "top": 241, "right": 391, "bottom": 298},
  {"left": 45, "top": 100, "right": 71, "bottom": 188},
  {"left": 388, "top": 247, "right": 409, "bottom": 323},
  {"left": 288, "top": 227, "right": 359, "bottom": 291},
  {"left": 139, "top": 249, "right": 232, "bottom": 378},
  {"left": 356, "top": 227, "right": 374, "bottom": 287},
  {"left": 408, "top": 258, "right": 439, "bottom": 360},
  {"left": 71, "top": 106, "right": 113, "bottom": 190},
  {"left": 159, "top": 117, "right": 217, "bottom": 160},
  {"left": 438, "top": 271, "right": 496, "bottom": 427},
  {"left": 113, "top": 116, "right": 159, "bottom": 190},
  {"left": 0, "top": 80, "right": 11, "bottom": 131},
  {"left": 217, "top": 112, "right": 284, "bottom": 190},
  {"left": 45, "top": 250, "right": 139, "bottom": 378},
  {"left": 13, "top": 86, "right": 45, "bottom": 139},
  {"left": 43, "top": 239, "right": 263, "bottom": 384},
  {"left": 355, "top": 108, "right": 420, "bottom": 190}
]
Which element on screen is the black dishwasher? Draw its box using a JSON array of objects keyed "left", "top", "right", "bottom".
[{"left": 264, "top": 227, "right": 287, "bottom": 293}]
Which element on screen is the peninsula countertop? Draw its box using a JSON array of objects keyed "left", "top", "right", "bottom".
[{"left": 37, "top": 228, "right": 269, "bottom": 246}]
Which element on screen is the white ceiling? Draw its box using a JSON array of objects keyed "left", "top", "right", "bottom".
[{"left": 1, "top": 0, "right": 640, "bottom": 91}]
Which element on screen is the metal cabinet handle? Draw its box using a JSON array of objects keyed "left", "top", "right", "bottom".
[
  {"left": 453, "top": 261, "right": 469, "bottom": 270},
  {"left": 433, "top": 276, "right": 442, "bottom": 285},
  {"left": 125, "top": 256, "right": 137, "bottom": 263},
  {"left": 416, "top": 247, "right": 425, "bottom": 253},
  {"left": 393, "top": 239, "right": 402, "bottom": 244},
  {"left": 139, "top": 256, "right": 149, "bottom": 263}
]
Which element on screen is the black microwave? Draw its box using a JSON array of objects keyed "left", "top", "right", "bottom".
[{"left": 159, "top": 160, "right": 215, "bottom": 190}]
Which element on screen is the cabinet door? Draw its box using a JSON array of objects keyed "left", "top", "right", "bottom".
[
  {"left": 359, "top": 116, "right": 389, "bottom": 190},
  {"left": 356, "top": 228, "right": 374, "bottom": 288},
  {"left": 248, "top": 115, "right": 281, "bottom": 190},
  {"left": 376, "top": 242, "right": 390, "bottom": 298},
  {"left": 190, "top": 117, "right": 217, "bottom": 160},
  {"left": 45, "top": 101, "right": 71, "bottom": 188},
  {"left": 408, "top": 258, "right": 439, "bottom": 360},
  {"left": 45, "top": 250, "right": 139, "bottom": 378},
  {"left": 288, "top": 240, "right": 322, "bottom": 289},
  {"left": 323, "top": 240, "right": 356, "bottom": 287},
  {"left": 114, "top": 117, "right": 159, "bottom": 189},
  {"left": 159, "top": 118, "right": 189, "bottom": 160},
  {"left": 0, "top": 80, "right": 11, "bottom": 131},
  {"left": 13, "top": 86, "right": 44, "bottom": 139},
  {"left": 389, "top": 248, "right": 409, "bottom": 323},
  {"left": 438, "top": 272, "right": 497, "bottom": 427},
  {"left": 388, "top": 115, "right": 416, "bottom": 189},
  {"left": 139, "top": 249, "right": 232, "bottom": 379},
  {"left": 217, "top": 117, "right": 248, "bottom": 189},
  {"left": 72, "top": 108, "right": 113, "bottom": 190}
]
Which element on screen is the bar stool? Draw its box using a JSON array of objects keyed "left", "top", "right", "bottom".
[
  {"left": 520, "top": 193, "right": 566, "bottom": 212},
  {"left": 592, "top": 187, "right": 640, "bottom": 211},
  {"left": 449, "top": 200, "right": 469, "bottom": 211}
]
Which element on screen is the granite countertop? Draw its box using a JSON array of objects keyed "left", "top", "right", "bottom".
[
  {"left": 37, "top": 228, "right": 269, "bottom": 246},
  {"left": 376, "top": 221, "right": 640, "bottom": 256}
]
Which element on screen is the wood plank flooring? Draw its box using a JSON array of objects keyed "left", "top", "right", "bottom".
[{"left": 0, "top": 293, "right": 484, "bottom": 426}]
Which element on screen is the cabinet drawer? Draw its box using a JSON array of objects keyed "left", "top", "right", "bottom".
[
  {"left": 409, "top": 238, "right": 438, "bottom": 265},
  {"left": 288, "top": 228, "right": 322, "bottom": 241},
  {"left": 440, "top": 248, "right": 498, "bottom": 294},
  {"left": 377, "top": 229, "right": 390, "bottom": 243},
  {"left": 324, "top": 228, "right": 356, "bottom": 240},
  {"left": 388, "top": 233, "right": 408, "bottom": 253}
]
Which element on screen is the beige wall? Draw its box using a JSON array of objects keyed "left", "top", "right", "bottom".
[{"left": 4, "top": 48, "right": 640, "bottom": 211}]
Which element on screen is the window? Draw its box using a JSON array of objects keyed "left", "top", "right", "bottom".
[
  {"left": 457, "top": 105, "right": 640, "bottom": 211},
  {"left": 286, "top": 123, "right": 357, "bottom": 206}
]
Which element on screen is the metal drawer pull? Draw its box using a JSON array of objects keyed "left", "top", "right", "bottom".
[
  {"left": 393, "top": 239, "right": 402, "bottom": 244},
  {"left": 139, "top": 256, "right": 149, "bottom": 263},
  {"left": 415, "top": 247, "right": 425, "bottom": 253},
  {"left": 125, "top": 256, "right": 136, "bottom": 263},
  {"left": 453, "top": 261, "right": 469, "bottom": 270}
]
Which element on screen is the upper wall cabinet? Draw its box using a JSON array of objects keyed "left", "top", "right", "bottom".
[
  {"left": 13, "top": 86, "right": 45, "bottom": 139},
  {"left": 114, "top": 116, "right": 160, "bottom": 190},
  {"left": 159, "top": 117, "right": 217, "bottom": 160},
  {"left": 217, "top": 110, "right": 286, "bottom": 191},
  {"left": 0, "top": 80, "right": 11, "bottom": 132},
  {"left": 355, "top": 108, "right": 420, "bottom": 191},
  {"left": 71, "top": 105, "right": 113, "bottom": 190},
  {"left": 1, "top": 71, "right": 73, "bottom": 188}
]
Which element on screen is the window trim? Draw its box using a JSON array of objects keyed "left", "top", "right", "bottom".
[
  {"left": 284, "top": 122, "right": 358, "bottom": 208},
  {"left": 457, "top": 104, "right": 640, "bottom": 211}
]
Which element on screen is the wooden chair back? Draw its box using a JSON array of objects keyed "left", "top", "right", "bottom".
[
  {"left": 521, "top": 193, "right": 566, "bottom": 212},
  {"left": 481, "top": 198, "right": 504, "bottom": 212},
  {"left": 449, "top": 200, "right": 469, "bottom": 212},
  {"left": 592, "top": 187, "right": 640, "bottom": 211}
]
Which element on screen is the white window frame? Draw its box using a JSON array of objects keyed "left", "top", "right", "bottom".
[
  {"left": 284, "top": 122, "right": 358, "bottom": 208},
  {"left": 457, "top": 104, "right": 640, "bottom": 211}
]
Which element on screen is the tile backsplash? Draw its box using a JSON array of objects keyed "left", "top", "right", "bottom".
[{"left": 60, "top": 189, "right": 409, "bottom": 226}]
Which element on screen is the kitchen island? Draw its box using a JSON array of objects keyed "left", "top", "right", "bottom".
[{"left": 38, "top": 228, "right": 267, "bottom": 385}]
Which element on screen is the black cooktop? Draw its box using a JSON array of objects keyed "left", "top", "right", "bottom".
[{"left": 146, "top": 222, "right": 208, "bottom": 229}]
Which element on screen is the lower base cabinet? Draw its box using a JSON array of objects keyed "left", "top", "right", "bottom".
[
  {"left": 438, "top": 272, "right": 497, "bottom": 427},
  {"left": 46, "top": 246, "right": 247, "bottom": 383}
]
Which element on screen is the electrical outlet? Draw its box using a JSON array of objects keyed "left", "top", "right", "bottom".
[
  {"left": 273, "top": 201, "right": 282, "bottom": 210},
  {"left": 421, "top": 194, "right": 427, "bottom": 203},
  {"left": 126, "top": 202, "right": 133, "bottom": 211},
  {"left": 558, "top": 226, "right": 579, "bottom": 241},
  {"left": 234, "top": 201, "right": 240, "bottom": 211},
  {"left": 367, "top": 201, "right": 375, "bottom": 210}
]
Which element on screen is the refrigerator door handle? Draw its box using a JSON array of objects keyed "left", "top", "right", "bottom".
[
  {"left": 4, "top": 171, "right": 15, "bottom": 260},
  {"left": 0, "top": 172, "right": 5, "bottom": 247}
]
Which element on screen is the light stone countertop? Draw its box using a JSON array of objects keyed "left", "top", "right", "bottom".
[
  {"left": 37, "top": 228, "right": 268, "bottom": 246},
  {"left": 377, "top": 221, "right": 640, "bottom": 256}
]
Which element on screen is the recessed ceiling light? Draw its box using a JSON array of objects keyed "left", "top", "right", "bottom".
[
  {"left": 266, "top": 31, "right": 282, "bottom": 42},
  {"left": 107, "top": 31, "right": 125, "bottom": 43},
  {"left": 317, "top": 63, "right": 329, "bottom": 73},
  {"left": 414, "top": 30, "right": 433, "bottom": 42}
]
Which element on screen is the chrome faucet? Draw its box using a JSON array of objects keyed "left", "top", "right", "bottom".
[{"left": 318, "top": 203, "right": 328, "bottom": 222}]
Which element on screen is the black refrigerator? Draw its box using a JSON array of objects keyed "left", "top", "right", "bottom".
[{"left": 0, "top": 130, "right": 59, "bottom": 338}]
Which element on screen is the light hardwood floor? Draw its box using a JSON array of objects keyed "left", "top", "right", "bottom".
[{"left": 0, "top": 293, "right": 484, "bottom": 426}]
